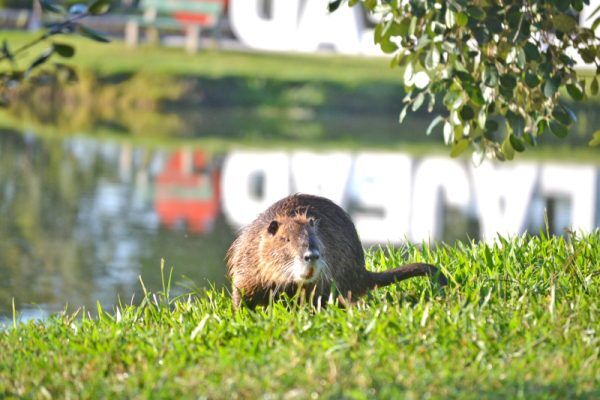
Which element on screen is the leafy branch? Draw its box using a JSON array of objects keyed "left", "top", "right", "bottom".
[
  {"left": 330, "top": 0, "right": 600, "bottom": 157},
  {"left": 0, "top": 0, "right": 112, "bottom": 105}
]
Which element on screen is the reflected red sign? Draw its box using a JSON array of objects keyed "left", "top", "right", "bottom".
[{"left": 155, "top": 149, "right": 221, "bottom": 233}]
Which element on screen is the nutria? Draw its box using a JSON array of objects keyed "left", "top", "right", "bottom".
[{"left": 226, "top": 194, "right": 447, "bottom": 308}]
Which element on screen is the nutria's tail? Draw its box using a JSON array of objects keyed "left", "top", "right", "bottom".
[{"left": 368, "top": 263, "right": 448, "bottom": 289}]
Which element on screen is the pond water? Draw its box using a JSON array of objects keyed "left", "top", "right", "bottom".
[{"left": 1, "top": 129, "right": 599, "bottom": 319}]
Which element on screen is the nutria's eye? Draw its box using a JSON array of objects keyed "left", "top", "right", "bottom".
[
  {"left": 267, "top": 220, "right": 279, "bottom": 235},
  {"left": 308, "top": 218, "right": 315, "bottom": 227}
]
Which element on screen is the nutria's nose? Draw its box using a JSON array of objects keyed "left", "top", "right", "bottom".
[{"left": 303, "top": 249, "right": 320, "bottom": 262}]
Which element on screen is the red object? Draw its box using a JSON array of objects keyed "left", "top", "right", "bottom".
[
  {"left": 155, "top": 150, "right": 221, "bottom": 234},
  {"left": 172, "top": 12, "right": 213, "bottom": 25},
  {"left": 171, "top": 0, "right": 228, "bottom": 26}
]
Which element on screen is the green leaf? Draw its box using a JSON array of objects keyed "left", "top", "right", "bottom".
[
  {"left": 483, "top": 65, "right": 499, "bottom": 87},
  {"left": 89, "top": 0, "right": 111, "bottom": 15},
  {"left": 2, "top": 40, "right": 13, "bottom": 62},
  {"left": 327, "top": 0, "right": 342, "bottom": 12},
  {"left": 466, "top": 86, "right": 485, "bottom": 107},
  {"left": 28, "top": 48, "right": 54, "bottom": 72},
  {"left": 506, "top": 6, "right": 521, "bottom": 29},
  {"left": 40, "top": 0, "right": 65, "bottom": 14},
  {"left": 552, "top": 106, "right": 573, "bottom": 126},
  {"left": 443, "top": 90, "right": 459, "bottom": 109},
  {"left": 566, "top": 84, "right": 583, "bottom": 101},
  {"left": 555, "top": 0, "right": 570, "bottom": 12},
  {"left": 425, "top": 47, "right": 440, "bottom": 70},
  {"left": 459, "top": 105, "right": 474, "bottom": 120},
  {"left": 485, "top": 119, "right": 498, "bottom": 132},
  {"left": 571, "top": 0, "right": 584, "bottom": 12},
  {"left": 500, "top": 75, "right": 517, "bottom": 89},
  {"left": 373, "top": 20, "right": 384, "bottom": 44},
  {"left": 76, "top": 25, "right": 110, "bottom": 42},
  {"left": 427, "top": 92, "right": 436, "bottom": 112},
  {"left": 379, "top": 19, "right": 394, "bottom": 40},
  {"left": 537, "top": 119, "right": 548, "bottom": 135},
  {"left": 451, "top": 93, "right": 464, "bottom": 110},
  {"left": 579, "top": 48, "right": 597, "bottom": 64},
  {"left": 509, "top": 135, "right": 525, "bottom": 152},
  {"left": 445, "top": 9, "right": 455, "bottom": 28},
  {"left": 426, "top": 115, "right": 445, "bottom": 136},
  {"left": 399, "top": 104, "right": 409, "bottom": 123},
  {"left": 591, "top": 78, "right": 599, "bottom": 96},
  {"left": 587, "top": 3, "right": 600, "bottom": 20},
  {"left": 397, "top": 17, "right": 411, "bottom": 37},
  {"left": 553, "top": 14, "right": 577, "bottom": 33},
  {"left": 524, "top": 71, "right": 540, "bottom": 88},
  {"left": 454, "top": 70, "right": 471, "bottom": 83},
  {"left": 494, "top": 148, "right": 506, "bottom": 161},
  {"left": 472, "top": 26, "right": 490, "bottom": 45},
  {"left": 589, "top": 130, "right": 600, "bottom": 146},
  {"left": 539, "top": 62, "right": 552, "bottom": 78},
  {"left": 523, "top": 42, "right": 541, "bottom": 62},
  {"left": 467, "top": 6, "right": 485, "bottom": 21},
  {"left": 379, "top": 38, "right": 398, "bottom": 54},
  {"left": 408, "top": 16, "right": 417, "bottom": 36},
  {"left": 593, "top": 17, "right": 600, "bottom": 34},
  {"left": 415, "top": 36, "right": 431, "bottom": 51},
  {"left": 549, "top": 121, "right": 569, "bottom": 138},
  {"left": 403, "top": 62, "right": 413, "bottom": 85},
  {"left": 443, "top": 121, "right": 453, "bottom": 143},
  {"left": 412, "top": 92, "right": 425, "bottom": 111},
  {"left": 506, "top": 111, "right": 525, "bottom": 137},
  {"left": 486, "top": 17, "right": 503, "bottom": 34},
  {"left": 499, "top": 85, "right": 514, "bottom": 101},
  {"left": 543, "top": 77, "right": 559, "bottom": 97},
  {"left": 506, "top": 47, "right": 526, "bottom": 68},
  {"left": 515, "top": 47, "right": 526, "bottom": 69},
  {"left": 53, "top": 43, "right": 75, "bottom": 58},
  {"left": 477, "top": 107, "right": 487, "bottom": 129},
  {"left": 456, "top": 12, "right": 468, "bottom": 27},
  {"left": 450, "top": 139, "right": 470, "bottom": 158},
  {"left": 483, "top": 119, "right": 498, "bottom": 141},
  {"left": 561, "top": 105, "right": 577, "bottom": 124},
  {"left": 501, "top": 136, "right": 515, "bottom": 160},
  {"left": 524, "top": 132, "right": 537, "bottom": 147}
]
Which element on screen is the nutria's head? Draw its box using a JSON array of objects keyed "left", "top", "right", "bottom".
[{"left": 258, "top": 214, "right": 326, "bottom": 284}]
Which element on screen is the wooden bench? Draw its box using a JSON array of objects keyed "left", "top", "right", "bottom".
[{"left": 125, "top": 0, "right": 225, "bottom": 53}]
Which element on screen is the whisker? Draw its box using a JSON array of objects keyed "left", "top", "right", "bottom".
[
  {"left": 271, "top": 260, "right": 296, "bottom": 295},
  {"left": 320, "top": 259, "right": 333, "bottom": 282}
]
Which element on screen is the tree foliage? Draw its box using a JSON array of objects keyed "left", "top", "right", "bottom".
[
  {"left": 0, "top": 0, "right": 112, "bottom": 106},
  {"left": 330, "top": 0, "right": 600, "bottom": 158}
]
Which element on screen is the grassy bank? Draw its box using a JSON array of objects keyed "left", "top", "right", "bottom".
[
  {"left": 2, "top": 30, "right": 600, "bottom": 155},
  {"left": 1, "top": 232, "right": 599, "bottom": 399},
  {"left": 0, "top": 31, "right": 401, "bottom": 83}
]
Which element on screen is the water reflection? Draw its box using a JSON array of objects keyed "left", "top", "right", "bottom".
[
  {"left": 156, "top": 150, "right": 221, "bottom": 233},
  {"left": 221, "top": 151, "right": 599, "bottom": 242},
  {"left": 0, "top": 131, "right": 234, "bottom": 318},
  {"left": 1, "top": 130, "right": 599, "bottom": 317}
]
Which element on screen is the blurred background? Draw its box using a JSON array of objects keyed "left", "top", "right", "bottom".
[{"left": 1, "top": 0, "right": 599, "bottom": 319}]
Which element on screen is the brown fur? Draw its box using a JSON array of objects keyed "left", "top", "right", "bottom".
[{"left": 226, "top": 194, "right": 447, "bottom": 308}]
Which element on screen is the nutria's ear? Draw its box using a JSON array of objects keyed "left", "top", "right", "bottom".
[{"left": 267, "top": 220, "right": 279, "bottom": 235}]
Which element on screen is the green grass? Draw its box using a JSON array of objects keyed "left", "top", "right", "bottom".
[
  {"left": 1, "top": 232, "right": 599, "bottom": 399},
  {"left": 1, "top": 30, "right": 402, "bottom": 84},
  {"left": 2, "top": 30, "right": 599, "bottom": 159}
]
